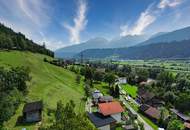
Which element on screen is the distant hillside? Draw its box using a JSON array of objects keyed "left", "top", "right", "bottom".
[
  {"left": 109, "top": 35, "right": 147, "bottom": 48},
  {"left": 0, "top": 51, "right": 84, "bottom": 130},
  {"left": 139, "top": 26, "right": 190, "bottom": 46},
  {"left": 55, "top": 35, "right": 147, "bottom": 58},
  {"left": 76, "top": 40, "right": 190, "bottom": 60},
  {"left": 55, "top": 37, "right": 109, "bottom": 58},
  {"left": 0, "top": 23, "right": 54, "bottom": 57}
]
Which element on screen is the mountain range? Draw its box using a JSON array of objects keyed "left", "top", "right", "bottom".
[
  {"left": 55, "top": 35, "right": 148, "bottom": 58},
  {"left": 56, "top": 26, "right": 190, "bottom": 59}
]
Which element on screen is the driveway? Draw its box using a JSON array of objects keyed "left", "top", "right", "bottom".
[
  {"left": 120, "top": 96, "right": 154, "bottom": 130},
  {"left": 119, "top": 84, "right": 154, "bottom": 130}
]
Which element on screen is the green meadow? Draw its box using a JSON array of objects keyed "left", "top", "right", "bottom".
[{"left": 0, "top": 51, "right": 85, "bottom": 130}]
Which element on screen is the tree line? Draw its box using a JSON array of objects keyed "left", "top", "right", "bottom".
[{"left": 0, "top": 23, "right": 54, "bottom": 57}]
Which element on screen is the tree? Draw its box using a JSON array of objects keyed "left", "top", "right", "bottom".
[
  {"left": 175, "top": 93, "right": 190, "bottom": 113},
  {"left": 104, "top": 73, "right": 116, "bottom": 87},
  {"left": 163, "top": 91, "right": 177, "bottom": 105},
  {"left": 76, "top": 74, "right": 81, "bottom": 84},
  {"left": 167, "top": 119, "right": 184, "bottom": 130},
  {"left": 114, "top": 85, "right": 120, "bottom": 98},
  {"left": 84, "top": 81, "right": 92, "bottom": 97},
  {"left": 93, "top": 71, "right": 104, "bottom": 82},
  {"left": 157, "top": 71, "right": 175, "bottom": 88},
  {"left": 84, "top": 67, "right": 94, "bottom": 86},
  {"left": 39, "top": 100, "right": 96, "bottom": 130},
  {"left": 136, "top": 68, "right": 149, "bottom": 82}
]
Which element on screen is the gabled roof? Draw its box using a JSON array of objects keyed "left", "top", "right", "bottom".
[
  {"left": 87, "top": 112, "right": 116, "bottom": 127},
  {"left": 184, "top": 122, "right": 190, "bottom": 129},
  {"left": 140, "top": 104, "right": 160, "bottom": 120},
  {"left": 145, "top": 107, "right": 160, "bottom": 120},
  {"left": 98, "top": 101, "right": 124, "bottom": 116},
  {"left": 23, "top": 101, "right": 43, "bottom": 113},
  {"left": 170, "top": 109, "right": 190, "bottom": 121},
  {"left": 99, "top": 96, "right": 113, "bottom": 102}
]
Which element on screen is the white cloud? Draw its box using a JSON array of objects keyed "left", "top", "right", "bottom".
[
  {"left": 16, "top": 0, "right": 51, "bottom": 27},
  {"left": 158, "top": 0, "right": 182, "bottom": 9},
  {"left": 39, "top": 32, "right": 66, "bottom": 50},
  {"left": 63, "top": 0, "right": 88, "bottom": 43},
  {"left": 120, "top": 0, "right": 183, "bottom": 36},
  {"left": 120, "top": 4, "right": 156, "bottom": 36},
  {"left": 0, "top": 0, "right": 58, "bottom": 50}
]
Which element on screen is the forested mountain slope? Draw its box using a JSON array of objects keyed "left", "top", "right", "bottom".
[
  {"left": 0, "top": 23, "right": 54, "bottom": 57},
  {"left": 76, "top": 40, "right": 190, "bottom": 59}
]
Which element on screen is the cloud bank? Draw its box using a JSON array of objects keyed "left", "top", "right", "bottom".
[
  {"left": 120, "top": 0, "right": 183, "bottom": 36},
  {"left": 63, "top": 0, "right": 88, "bottom": 43}
]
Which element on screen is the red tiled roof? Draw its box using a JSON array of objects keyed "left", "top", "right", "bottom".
[
  {"left": 98, "top": 101, "right": 124, "bottom": 116},
  {"left": 184, "top": 122, "right": 190, "bottom": 129}
]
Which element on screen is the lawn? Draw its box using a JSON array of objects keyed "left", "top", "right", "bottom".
[
  {"left": 0, "top": 51, "right": 85, "bottom": 130},
  {"left": 93, "top": 82, "right": 110, "bottom": 95},
  {"left": 139, "top": 114, "right": 158, "bottom": 130},
  {"left": 122, "top": 84, "right": 138, "bottom": 98}
]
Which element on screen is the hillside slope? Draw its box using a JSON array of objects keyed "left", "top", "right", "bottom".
[
  {"left": 139, "top": 26, "right": 190, "bottom": 46},
  {"left": 0, "top": 51, "right": 84, "bottom": 130}
]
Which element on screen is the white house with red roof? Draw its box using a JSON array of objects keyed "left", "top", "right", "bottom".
[{"left": 98, "top": 101, "right": 124, "bottom": 122}]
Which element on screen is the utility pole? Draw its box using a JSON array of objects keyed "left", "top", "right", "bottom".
[{"left": 80, "top": 52, "right": 83, "bottom": 65}]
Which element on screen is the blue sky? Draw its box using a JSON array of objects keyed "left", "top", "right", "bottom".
[{"left": 0, "top": 0, "right": 190, "bottom": 50}]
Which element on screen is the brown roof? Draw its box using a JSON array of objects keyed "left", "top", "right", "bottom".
[
  {"left": 184, "top": 122, "right": 190, "bottom": 129},
  {"left": 98, "top": 101, "right": 124, "bottom": 116},
  {"left": 124, "top": 124, "right": 135, "bottom": 130},
  {"left": 170, "top": 109, "right": 190, "bottom": 122},
  {"left": 23, "top": 101, "right": 43, "bottom": 113},
  {"left": 145, "top": 106, "right": 160, "bottom": 120},
  {"left": 99, "top": 96, "right": 113, "bottom": 102}
]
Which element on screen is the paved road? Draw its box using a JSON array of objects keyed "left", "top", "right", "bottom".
[
  {"left": 85, "top": 98, "right": 92, "bottom": 113},
  {"left": 118, "top": 84, "right": 154, "bottom": 130},
  {"left": 120, "top": 96, "right": 154, "bottom": 130}
]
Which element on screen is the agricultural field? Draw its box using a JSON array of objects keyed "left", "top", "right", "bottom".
[
  {"left": 113, "top": 60, "right": 190, "bottom": 73},
  {"left": 0, "top": 51, "right": 85, "bottom": 130}
]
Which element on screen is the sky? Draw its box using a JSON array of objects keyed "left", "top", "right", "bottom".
[{"left": 0, "top": 0, "right": 190, "bottom": 50}]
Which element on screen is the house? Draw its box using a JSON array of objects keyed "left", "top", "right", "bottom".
[
  {"left": 98, "top": 101, "right": 124, "bottom": 122},
  {"left": 117, "top": 77, "right": 127, "bottom": 84},
  {"left": 170, "top": 109, "right": 190, "bottom": 123},
  {"left": 99, "top": 96, "right": 113, "bottom": 103},
  {"left": 146, "top": 98, "right": 165, "bottom": 108},
  {"left": 87, "top": 112, "right": 116, "bottom": 130},
  {"left": 23, "top": 101, "right": 43, "bottom": 123},
  {"left": 139, "top": 79, "right": 156, "bottom": 87},
  {"left": 184, "top": 122, "right": 190, "bottom": 130},
  {"left": 96, "top": 68, "right": 106, "bottom": 73},
  {"left": 137, "top": 88, "right": 155, "bottom": 104},
  {"left": 140, "top": 104, "right": 160, "bottom": 121},
  {"left": 92, "top": 90, "right": 103, "bottom": 104},
  {"left": 124, "top": 124, "right": 136, "bottom": 130}
]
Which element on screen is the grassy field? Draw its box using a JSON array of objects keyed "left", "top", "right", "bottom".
[
  {"left": 0, "top": 51, "right": 85, "bottom": 130},
  {"left": 93, "top": 82, "right": 110, "bottom": 95},
  {"left": 113, "top": 60, "right": 190, "bottom": 73},
  {"left": 139, "top": 114, "right": 158, "bottom": 130},
  {"left": 122, "top": 84, "right": 138, "bottom": 98}
]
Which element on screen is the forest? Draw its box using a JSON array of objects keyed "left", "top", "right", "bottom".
[
  {"left": 0, "top": 23, "right": 54, "bottom": 57},
  {"left": 0, "top": 67, "right": 30, "bottom": 127}
]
